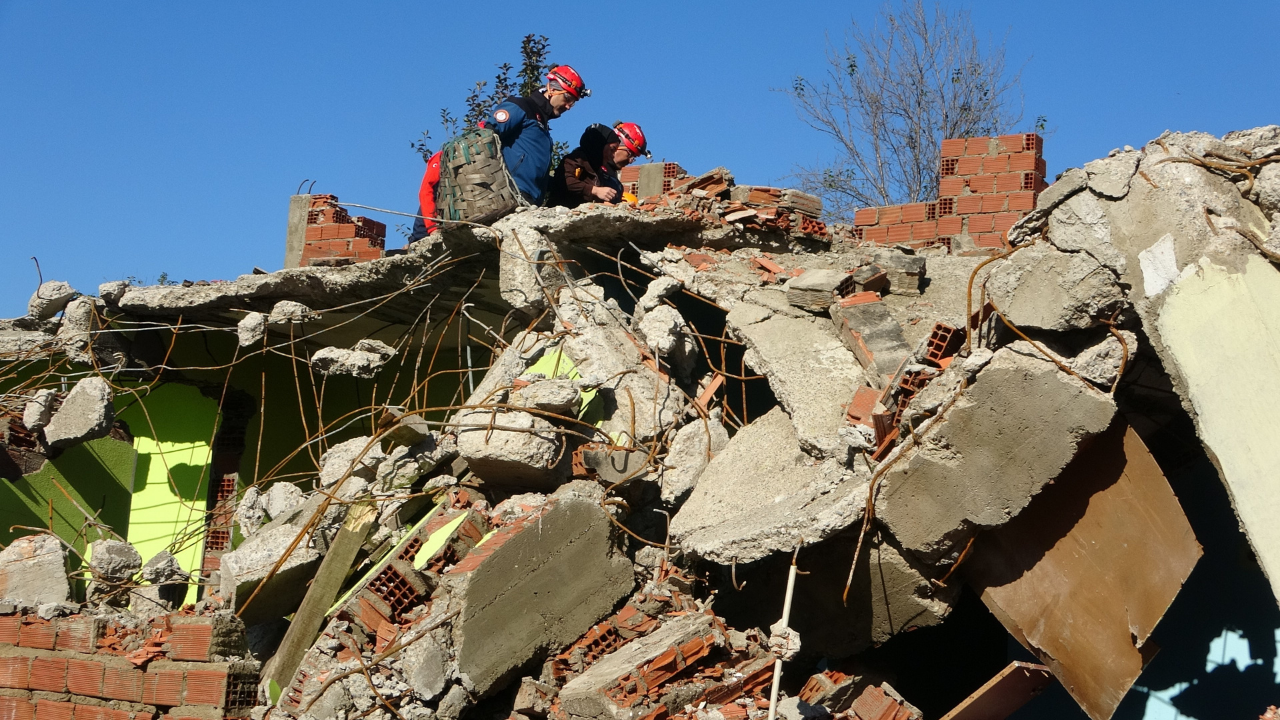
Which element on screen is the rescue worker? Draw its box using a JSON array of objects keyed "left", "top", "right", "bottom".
[
  {"left": 408, "top": 65, "right": 588, "bottom": 241},
  {"left": 549, "top": 121, "right": 650, "bottom": 209}
]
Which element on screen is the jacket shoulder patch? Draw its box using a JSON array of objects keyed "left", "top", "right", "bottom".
[{"left": 494, "top": 109, "right": 510, "bottom": 123}]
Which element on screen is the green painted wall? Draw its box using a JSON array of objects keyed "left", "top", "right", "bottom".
[
  {"left": 117, "top": 383, "right": 219, "bottom": 604},
  {"left": 0, "top": 437, "right": 137, "bottom": 566}
]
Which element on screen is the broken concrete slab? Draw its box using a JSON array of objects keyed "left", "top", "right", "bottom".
[
  {"left": 22, "top": 389, "right": 55, "bottom": 431},
  {"left": 670, "top": 407, "right": 867, "bottom": 563},
  {"left": 830, "top": 299, "right": 912, "bottom": 385},
  {"left": 877, "top": 347, "right": 1116, "bottom": 563},
  {"left": 220, "top": 521, "right": 323, "bottom": 626},
  {"left": 785, "top": 269, "right": 845, "bottom": 312},
  {"left": 87, "top": 539, "right": 141, "bottom": 602},
  {"left": 98, "top": 280, "right": 128, "bottom": 304},
  {"left": 659, "top": 414, "right": 729, "bottom": 504},
  {"left": 463, "top": 330, "right": 548, "bottom": 408},
  {"left": 871, "top": 249, "right": 925, "bottom": 296},
  {"left": 262, "top": 482, "right": 304, "bottom": 520},
  {"left": 0, "top": 534, "right": 70, "bottom": 604},
  {"left": 1044, "top": 191, "right": 1127, "bottom": 276},
  {"left": 558, "top": 611, "right": 719, "bottom": 720},
  {"left": 376, "top": 433, "right": 456, "bottom": 489},
  {"left": 727, "top": 302, "right": 866, "bottom": 458},
  {"left": 43, "top": 376, "right": 114, "bottom": 449},
  {"left": 634, "top": 304, "right": 697, "bottom": 382},
  {"left": 454, "top": 409, "right": 566, "bottom": 490},
  {"left": 311, "top": 339, "right": 395, "bottom": 378},
  {"left": 268, "top": 300, "right": 317, "bottom": 324},
  {"left": 27, "top": 281, "right": 77, "bottom": 320},
  {"left": 318, "top": 436, "right": 386, "bottom": 489},
  {"left": 512, "top": 378, "right": 581, "bottom": 416},
  {"left": 237, "top": 312, "right": 266, "bottom": 347},
  {"left": 1084, "top": 150, "right": 1141, "bottom": 200},
  {"left": 440, "top": 481, "right": 634, "bottom": 697},
  {"left": 1035, "top": 167, "right": 1088, "bottom": 212},
  {"left": 986, "top": 241, "right": 1125, "bottom": 332},
  {"left": 966, "top": 423, "right": 1200, "bottom": 720}
]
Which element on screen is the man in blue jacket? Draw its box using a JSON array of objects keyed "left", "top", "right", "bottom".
[
  {"left": 408, "top": 65, "right": 587, "bottom": 241},
  {"left": 485, "top": 65, "right": 588, "bottom": 205}
]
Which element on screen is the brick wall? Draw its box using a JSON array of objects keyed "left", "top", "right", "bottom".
[
  {"left": 852, "top": 133, "right": 1047, "bottom": 253},
  {"left": 619, "top": 163, "right": 687, "bottom": 198},
  {"left": 0, "top": 612, "right": 258, "bottom": 720},
  {"left": 300, "top": 195, "right": 386, "bottom": 267}
]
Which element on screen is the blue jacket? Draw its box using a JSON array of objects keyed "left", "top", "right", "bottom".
[{"left": 486, "top": 93, "right": 556, "bottom": 204}]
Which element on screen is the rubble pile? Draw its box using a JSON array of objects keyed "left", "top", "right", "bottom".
[{"left": 4, "top": 126, "right": 1280, "bottom": 720}]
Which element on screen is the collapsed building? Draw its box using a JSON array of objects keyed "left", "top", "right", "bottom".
[{"left": 2, "top": 125, "right": 1280, "bottom": 720}]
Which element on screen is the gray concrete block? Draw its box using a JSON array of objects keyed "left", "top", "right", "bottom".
[
  {"left": 27, "top": 281, "right": 77, "bottom": 320},
  {"left": 877, "top": 348, "right": 1116, "bottom": 563},
  {"left": 43, "top": 376, "right": 114, "bottom": 449},
  {"left": 784, "top": 269, "right": 845, "bottom": 313},
  {"left": 0, "top": 535, "right": 69, "bottom": 605}
]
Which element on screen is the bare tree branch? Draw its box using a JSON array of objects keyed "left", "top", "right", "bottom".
[{"left": 784, "top": 1, "right": 1024, "bottom": 221}]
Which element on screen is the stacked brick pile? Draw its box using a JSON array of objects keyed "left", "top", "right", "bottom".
[
  {"left": 0, "top": 609, "right": 258, "bottom": 720},
  {"left": 852, "top": 133, "right": 1047, "bottom": 252},
  {"left": 630, "top": 168, "right": 830, "bottom": 240},
  {"left": 300, "top": 195, "right": 386, "bottom": 267}
]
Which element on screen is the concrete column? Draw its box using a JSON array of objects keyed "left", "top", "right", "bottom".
[{"left": 283, "top": 195, "right": 311, "bottom": 269}]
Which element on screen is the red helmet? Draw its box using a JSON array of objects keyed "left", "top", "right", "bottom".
[
  {"left": 614, "top": 122, "right": 650, "bottom": 158},
  {"left": 546, "top": 65, "right": 589, "bottom": 100}
]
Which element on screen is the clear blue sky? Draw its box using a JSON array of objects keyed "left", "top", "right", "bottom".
[{"left": 2, "top": 1, "right": 1277, "bottom": 317}]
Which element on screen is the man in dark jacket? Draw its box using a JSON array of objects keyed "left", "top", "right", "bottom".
[
  {"left": 408, "top": 65, "right": 587, "bottom": 241},
  {"left": 550, "top": 121, "right": 649, "bottom": 209}
]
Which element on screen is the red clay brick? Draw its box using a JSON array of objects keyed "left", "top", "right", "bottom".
[
  {"left": 982, "top": 155, "right": 1010, "bottom": 174},
  {"left": 853, "top": 208, "right": 878, "bottom": 226},
  {"left": 101, "top": 665, "right": 144, "bottom": 702},
  {"left": 29, "top": 656, "right": 67, "bottom": 692},
  {"left": 966, "top": 174, "right": 996, "bottom": 194},
  {"left": 167, "top": 624, "right": 212, "bottom": 662},
  {"left": 940, "top": 138, "right": 967, "bottom": 157},
  {"left": 912, "top": 222, "right": 936, "bottom": 240},
  {"left": 995, "top": 172, "right": 1023, "bottom": 193},
  {"left": 19, "top": 623, "right": 54, "bottom": 651},
  {"left": 900, "top": 203, "right": 928, "bottom": 223},
  {"left": 936, "top": 197, "right": 955, "bottom": 216},
  {"left": 977, "top": 233, "right": 1006, "bottom": 248},
  {"left": 0, "top": 696, "right": 32, "bottom": 720},
  {"left": 54, "top": 620, "right": 95, "bottom": 654},
  {"left": 864, "top": 226, "right": 888, "bottom": 243},
  {"left": 955, "top": 196, "right": 984, "bottom": 214},
  {"left": 72, "top": 706, "right": 108, "bottom": 720},
  {"left": 66, "top": 658, "right": 104, "bottom": 697},
  {"left": 965, "top": 137, "right": 991, "bottom": 156},
  {"left": 1008, "top": 153, "right": 1039, "bottom": 172},
  {"left": 333, "top": 224, "right": 358, "bottom": 239},
  {"left": 980, "top": 194, "right": 1007, "bottom": 213},
  {"left": 886, "top": 225, "right": 912, "bottom": 244},
  {"left": 877, "top": 206, "right": 902, "bottom": 225},
  {"left": 937, "top": 216, "right": 963, "bottom": 235},
  {"left": 182, "top": 669, "right": 227, "bottom": 707},
  {"left": 955, "top": 156, "right": 983, "bottom": 176},
  {"left": 304, "top": 226, "right": 323, "bottom": 241},
  {"left": 0, "top": 654, "right": 30, "bottom": 688},
  {"left": 846, "top": 386, "right": 880, "bottom": 424},
  {"left": 968, "top": 215, "right": 995, "bottom": 233},
  {"left": 32, "top": 700, "right": 72, "bottom": 720},
  {"left": 142, "top": 669, "right": 184, "bottom": 707},
  {"left": 938, "top": 176, "right": 966, "bottom": 196},
  {"left": 0, "top": 617, "right": 20, "bottom": 646},
  {"left": 1007, "top": 192, "right": 1035, "bottom": 211},
  {"left": 993, "top": 213, "right": 1020, "bottom": 232}
]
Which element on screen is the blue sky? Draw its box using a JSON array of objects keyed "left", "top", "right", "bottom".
[{"left": 2, "top": 0, "right": 1277, "bottom": 317}]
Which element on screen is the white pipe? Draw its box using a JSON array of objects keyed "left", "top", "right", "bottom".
[{"left": 766, "top": 558, "right": 799, "bottom": 720}]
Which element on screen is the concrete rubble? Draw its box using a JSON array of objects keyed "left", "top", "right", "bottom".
[{"left": 6, "top": 126, "right": 1280, "bottom": 720}]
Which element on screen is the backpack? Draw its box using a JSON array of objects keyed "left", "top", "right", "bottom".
[{"left": 435, "top": 127, "right": 524, "bottom": 226}]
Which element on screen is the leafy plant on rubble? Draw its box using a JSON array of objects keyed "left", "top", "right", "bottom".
[
  {"left": 411, "top": 34, "right": 555, "bottom": 163},
  {"left": 784, "top": 0, "right": 1026, "bottom": 222}
]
